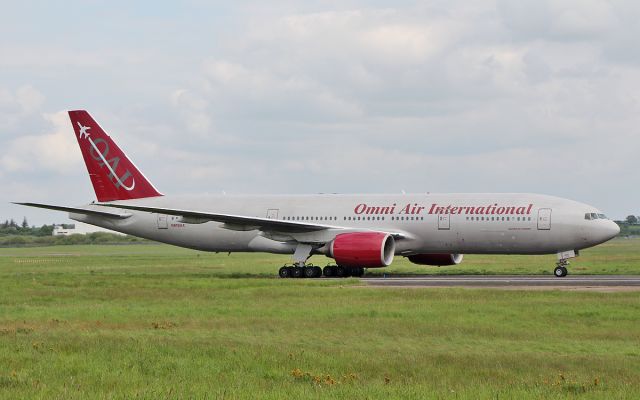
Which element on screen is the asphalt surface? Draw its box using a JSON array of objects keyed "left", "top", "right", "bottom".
[{"left": 360, "top": 275, "right": 640, "bottom": 289}]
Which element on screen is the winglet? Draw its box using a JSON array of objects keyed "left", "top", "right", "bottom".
[{"left": 68, "top": 110, "right": 162, "bottom": 202}]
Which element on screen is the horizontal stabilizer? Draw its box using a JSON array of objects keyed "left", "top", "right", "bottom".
[{"left": 13, "top": 202, "right": 132, "bottom": 219}]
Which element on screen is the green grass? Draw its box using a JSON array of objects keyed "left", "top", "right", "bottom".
[{"left": 0, "top": 239, "right": 639, "bottom": 398}]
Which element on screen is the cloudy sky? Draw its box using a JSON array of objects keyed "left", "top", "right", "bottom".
[{"left": 1, "top": 0, "right": 638, "bottom": 225}]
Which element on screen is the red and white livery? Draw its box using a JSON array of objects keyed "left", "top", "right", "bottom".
[{"left": 17, "top": 110, "right": 620, "bottom": 278}]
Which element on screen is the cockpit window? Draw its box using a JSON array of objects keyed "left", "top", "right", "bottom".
[{"left": 586, "top": 212, "right": 609, "bottom": 220}]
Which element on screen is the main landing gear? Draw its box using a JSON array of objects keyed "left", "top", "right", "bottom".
[
  {"left": 278, "top": 264, "right": 322, "bottom": 279},
  {"left": 321, "top": 265, "right": 365, "bottom": 278},
  {"left": 279, "top": 243, "right": 366, "bottom": 279},
  {"left": 278, "top": 264, "right": 365, "bottom": 279}
]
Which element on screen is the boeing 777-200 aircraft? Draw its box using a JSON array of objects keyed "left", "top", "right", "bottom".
[{"left": 16, "top": 110, "right": 620, "bottom": 278}]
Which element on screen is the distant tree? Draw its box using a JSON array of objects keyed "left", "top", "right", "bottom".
[
  {"left": 627, "top": 215, "right": 639, "bottom": 224},
  {"left": 21, "top": 217, "right": 29, "bottom": 229},
  {"left": 9, "top": 219, "right": 17, "bottom": 228},
  {"left": 38, "top": 224, "right": 54, "bottom": 236}
]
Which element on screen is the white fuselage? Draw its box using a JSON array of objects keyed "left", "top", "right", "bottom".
[{"left": 71, "top": 193, "right": 619, "bottom": 257}]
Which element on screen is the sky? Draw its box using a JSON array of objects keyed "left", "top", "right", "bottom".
[{"left": 1, "top": 0, "right": 639, "bottom": 225}]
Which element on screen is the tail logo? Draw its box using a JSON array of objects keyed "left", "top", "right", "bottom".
[
  {"left": 77, "top": 122, "right": 136, "bottom": 191},
  {"left": 77, "top": 122, "right": 91, "bottom": 139}
]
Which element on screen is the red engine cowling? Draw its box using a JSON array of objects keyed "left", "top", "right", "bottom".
[
  {"left": 407, "top": 253, "right": 464, "bottom": 266},
  {"left": 329, "top": 232, "right": 395, "bottom": 268}
]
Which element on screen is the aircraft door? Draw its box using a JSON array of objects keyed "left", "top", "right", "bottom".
[
  {"left": 537, "top": 208, "right": 552, "bottom": 230},
  {"left": 157, "top": 214, "right": 169, "bottom": 229},
  {"left": 266, "top": 209, "right": 279, "bottom": 220},
  {"left": 438, "top": 214, "right": 450, "bottom": 230}
]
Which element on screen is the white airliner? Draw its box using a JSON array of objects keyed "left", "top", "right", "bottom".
[{"left": 16, "top": 110, "right": 620, "bottom": 278}]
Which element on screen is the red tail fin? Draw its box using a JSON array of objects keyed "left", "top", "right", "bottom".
[{"left": 69, "top": 110, "right": 162, "bottom": 202}]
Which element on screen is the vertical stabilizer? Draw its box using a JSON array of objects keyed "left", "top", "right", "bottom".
[{"left": 68, "top": 110, "right": 162, "bottom": 202}]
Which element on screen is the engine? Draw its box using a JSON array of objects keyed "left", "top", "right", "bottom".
[
  {"left": 329, "top": 232, "right": 395, "bottom": 268},
  {"left": 407, "top": 253, "right": 464, "bottom": 266}
]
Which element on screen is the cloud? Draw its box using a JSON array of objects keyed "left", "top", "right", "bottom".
[
  {"left": 1, "top": 2, "right": 639, "bottom": 224},
  {"left": 497, "top": 0, "right": 616, "bottom": 42},
  {"left": 1, "top": 111, "right": 81, "bottom": 173},
  {"left": 0, "top": 85, "right": 45, "bottom": 130}
]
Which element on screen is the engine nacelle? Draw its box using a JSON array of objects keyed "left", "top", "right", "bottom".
[
  {"left": 407, "top": 253, "right": 464, "bottom": 266},
  {"left": 329, "top": 232, "right": 395, "bottom": 268}
]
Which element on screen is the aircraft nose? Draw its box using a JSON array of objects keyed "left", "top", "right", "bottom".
[
  {"left": 598, "top": 220, "right": 620, "bottom": 242},
  {"left": 608, "top": 221, "right": 621, "bottom": 238}
]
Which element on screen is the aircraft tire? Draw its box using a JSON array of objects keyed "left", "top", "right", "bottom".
[
  {"left": 336, "top": 266, "right": 347, "bottom": 278},
  {"left": 303, "top": 266, "right": 316, "bottom": 278},
  {"left": 292, "top": 267, "right": 304, "bottom": 278},
  {"left": 554, "top": 266, "right": 568, "bottom": 277},
  {"left": 313, "top": 266, "right": 322, "bottom": 278},
  {"left": 279, "top": 266, "right": 291, "bottom": 278},
  {"left": 323, "top": 266, "right": 336, "bottom": 277}
]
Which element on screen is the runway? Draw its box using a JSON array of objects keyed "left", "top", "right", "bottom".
[{"left": 360, "top": 275, "right": 640, "bottom": 290}]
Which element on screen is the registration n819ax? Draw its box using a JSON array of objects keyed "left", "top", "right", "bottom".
[{"left": 17, "top": 111, "right": 620, "bottom": 278}]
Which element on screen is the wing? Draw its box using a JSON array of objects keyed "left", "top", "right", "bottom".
[
  {"left": 13, "top": 202, "right": 132, "bottom": 219},
  {"left": 97, "top": 202, "right": 332, "bottom": 233},
  {"left": 97, "top": 202, "right": 409, "bottom": 239}
]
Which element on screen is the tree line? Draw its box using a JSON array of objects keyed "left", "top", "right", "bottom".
[
  {"left": 624, "top": 215, "right": 640, "bottom": 224},
  {"left": 0, "top": 218, "right": 54, "bottom": 236},
  {"left": 0, "top": 217, "right": 152, "bottom": 247}
]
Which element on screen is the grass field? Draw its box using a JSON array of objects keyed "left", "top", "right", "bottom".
[{"left": 0, "top": 239, "right": 639, "bottom": 398}]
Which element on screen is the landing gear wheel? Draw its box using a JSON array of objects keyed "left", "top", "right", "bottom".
[
  {"left": 292, "top": 267, "right": 304, "bottom": 278},
  {"left": 554, "top": 266, "right": 568, "bottom": 277},
  {"left": 336, "top": 266, "right": 347, "bottom": 278},
  {"left": 303, "top": 266, "right": 316, "bottom": 278},
  {"left": 313, "top": 266, "right": 322, "bottom": 278},
  {"left": 279, "top": 266, "right": 291, "bottom": 278},
  {"left": 323, "top": 266, "right": 336, "bottom": 277},
  {"left": 353, "top": 267, "right": 364, "bottom": 277}
]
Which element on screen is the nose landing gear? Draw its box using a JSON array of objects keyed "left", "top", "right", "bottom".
[
  {"left": 554, "top": 261, "right": 568, "bottom": 277},
  {"left": 553, "top": 251, "right": 575, "bottom": 277}
]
